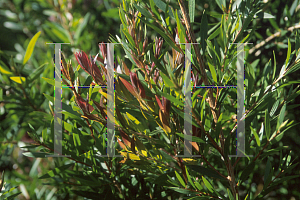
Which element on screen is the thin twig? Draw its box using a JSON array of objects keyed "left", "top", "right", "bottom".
[{"left": 249, "top": 23, "right": 300, "bottom": 55}]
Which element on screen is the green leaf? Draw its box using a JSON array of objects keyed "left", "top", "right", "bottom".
[
  {"left": 250, "top": 126, "right": 260, "bottom": 147},
  {"left": 277, "top": 103, "right": 286, "bottom": 130},
  {"left": 23, "top": 31, "right": 41, "bottom": 65},
  {"left": 133, "top": 3, "right": 152, "bottom": 19},
  {"left": 236, "top": 7, "right": 259, "bottom": 41},
  {"left": 187, "top": 197, "right": 211, "bottom": 200},
  {"left": 189, "top": 0, "right": 195, "bottom": 23},
  {"left": 28, "top": 63, "right": 48, "bottom": 84},
  {"left": 167, "top": 187, "right": 198, "bottom": 195},
  {"left": 286, "top": 39, "right": 291, "bottom": 68},
  {"left": 175, "top": 10, "right": 185, "bottom": 45},
  {"left": 240, "top": 162, "right": 255, "bottom": 183},
  {"left": 39, "top": 163, "right": 74, "bottom": 179},
  {"left": 160, "top": 71, "right": 174, "bottom": 87},
  {"left": 270, "top": 99, "right": 279, "bottom": 117},
  {"left": 215, "top": 0, "right": 226, "bottom": 11},
  {"left": 122, "top": 28, "right": 136, "bottom": 50},
  {"left": 265, "top": 108, "right": 271, "bottom": 140},
  {"left": 175, "top": 171, "right": 186, "bottom": 188},
  {"left": 263, "top": 158, "right": 272, "bottom": 188},
  {"left": 150, "top": 0, "right": 160, "bottom": 19},
  {"left": 187, "top": 165, "right": 225, "bottom": 180},
  {"left": 43, "top": 93, "right": 54, "bottom": 104},
  {"left": 153, "top": 0, "right": 175, "bottom": 19},
  {"left": 43, "top": 22, "right": 70, "bottom": 43},
  {"left": 22, "top": 152, "right": 51, "bottom": 158},
  {"left": 42, "top": 77, "right": 55, "bottom": 86},
  {"left": 271, "top": 122, "right": 299, "bottom": 144},
  {"left": 202, "top": 176, "right": 214, "bottom": 193},
  {"left": 207, "top": 27, "right": 221, "bottom": 40},
  {"left": 200, "top": 10, "right": 208, "bottom": 52},
  {"left": 255, "top": 12, "right": 275, "bottom": 19},
  {"left": 176, "top": 133, "right": 205, "bottom": 143},
  {"left": 272, "top": 51, "right": 277, "bottom": 81},
  {"left": 6, "top": 192, "right": 22, "bottom": 200},
  {"left": 139, "top": 17, "right": 181, "bottom": 53},
  {"left": 185, "top": 166, "right": 195, "bottom": 189},
  {"left": 156, "top": 90, "right": 184, "bottom": 107},
  {"left": 207, "top": 62, "right": 217, "bottom": 83},
  {"left": 74, "top": 12, "right": 91, "bottom": 43},
  {"left": 227, "top": 188, "right": 235, "bottom": 200},
  {"left": 119, "top": 7, "right": 127, "bottom": 27},
  {"left": 71, "top": 190, "right": 102, "bottom": 199}
]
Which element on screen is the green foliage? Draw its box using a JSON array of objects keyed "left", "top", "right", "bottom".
[{"left": 1, "top": 0, "right": 300, "bottom": 199}]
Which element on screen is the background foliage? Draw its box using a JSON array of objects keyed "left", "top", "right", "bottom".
[{"left": 0, "top": 0, "right": 300, "bottom": 199}]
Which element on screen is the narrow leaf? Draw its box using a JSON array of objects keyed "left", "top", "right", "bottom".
[
  {"left": 208, "top": 62, "right": 217, "bottom": 83},
  {"left": 263, "top": 158, "right": 271, "bottom": 188},
  {"left": 250, "top": 126, "right": 260, "bottom": 147},
  {"left": 139, "top": 17, "right": 181, "bottom": 53},
  {"left": 200, "top": 10, "right": 208, "bottom": 52},
  {"left": 22, "top": 152, "right": 50, "bottom": 158},
  {"left": 39, "top": 163, "right": 74, "bottom": 179},
  {"left": 277, "top": 103, "right": 286, "bottom": 130},
  {"left": 10, "top": 76, "right": 25, "bottom": 84},
  {"left": 74, "top": 13, "right": 91, "bottom": 42},
  {"left": 0, "top": 65, "right": 12, "bottom": 75},
  {"left": 202, "top": 176, "right": 214, "bottom": 193},
  {"left": 23, "top": 31, "right": 41, "bottom": 65},
  {"left": 265, "top": 109, "right": 271, "bottom": 140},
  {"left": 175, "top": 171, "right": 186, "bottom": 188},
  {"left": 286, "top": 39, "right": 291, "bottom": 68},
  {"left": 187, "top": 165, "right": 225, "bottom": 180}
]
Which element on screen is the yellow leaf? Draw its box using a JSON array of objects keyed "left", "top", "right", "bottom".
[
  {"left": 10, "top": 76, "right": 26, "bottom": 84},
  {"left": 83, "top": 150, "right": 91, "bottom": 159},
  {"left": 0, "top": 66, "right": 12, "bottom": 75},
  {"left": 141, "top": 109, "right": 148, "bottom": 120},
  {"left": 182, "top": 158, "right": 198, "bottom": 164},
  {"left": 23, "top": 31, "right": 41, "bottom": 65},
  {"left": 141, "top": 150, "right": 147, "bottom": 157},
  {"left": 126, "top": 112, "right": 140, "bottom": 125},
  {"left": 120, "top": 152, "right": 140, "bottom": 160},
  {"left": 99, "top": 91, "right": 107, "bottom": 99},
  {"left": 138, "top": 99, "right": 154, "bottom": 112}
]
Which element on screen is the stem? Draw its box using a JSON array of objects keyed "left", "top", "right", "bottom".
[
  {"left": 249, "top": 23, "right": 300, "bottom": 55},
  {"left": 104, "top": 160, "right": 124, "bottom": 197},
  {"left": 201, "top": 154, "right": 227, "bottom": 179},
  {"left": 178, "top": 0, "right": 218, "bottom": 125},
  {"left": 178, "top": 3, "right": 238, "bottom": 197}
]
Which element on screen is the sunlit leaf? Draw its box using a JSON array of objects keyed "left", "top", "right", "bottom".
[
  {"left": 23, "top": 31, "right": 41, "bottom": 65},
  {"left": 10, "top": 76, "right": 26, "bottom": 84},
  {"left": 0, "top": 65, "right": 12, "bottom": 75},
  {"left": 202, "top": 176, "right": 214, "bottom": 193},
  {"left": 175, "top": 171, "right": 186, "bottom": 188}
]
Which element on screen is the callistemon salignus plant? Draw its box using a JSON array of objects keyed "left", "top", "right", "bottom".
[{"left": 31, "top": 0, "right": 300, "bottom": 199}]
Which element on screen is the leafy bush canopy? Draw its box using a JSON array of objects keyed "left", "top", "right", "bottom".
[{"left": 1, "top": 0, "right": 300, "bottom": 199}]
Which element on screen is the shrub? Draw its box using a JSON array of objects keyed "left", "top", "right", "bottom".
[{"left": 1, "top": 0, "right": 300, "bottom": 199}]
